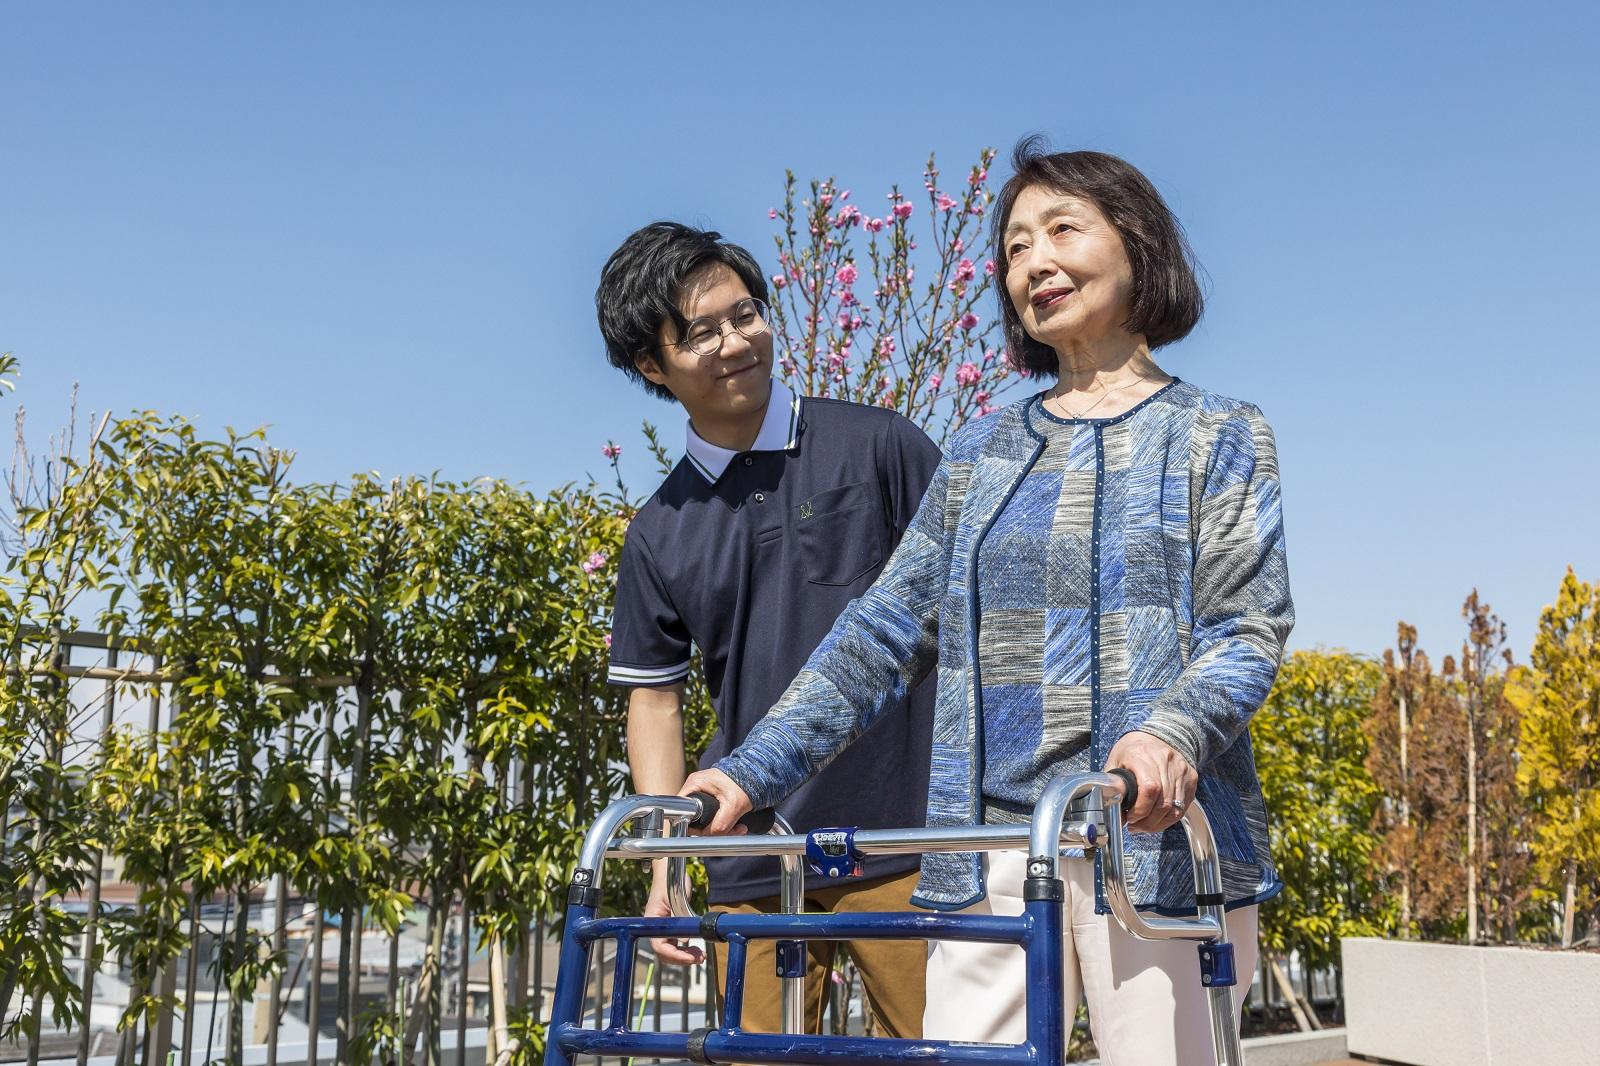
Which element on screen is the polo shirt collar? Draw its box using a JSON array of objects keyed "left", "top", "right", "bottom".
[{"left": 683, "top": 378, "right": 802, "bottom": 484}]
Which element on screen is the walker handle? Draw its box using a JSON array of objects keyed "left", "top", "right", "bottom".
[
  {"left": 1107, "top": 767, "right": 1139, "bottom": 814},
  {"left": 686, "top": 791, "right": 719, "bottom": 828},
  {"left": 685, "top": 792, "right": 776, "bottom": 834}
]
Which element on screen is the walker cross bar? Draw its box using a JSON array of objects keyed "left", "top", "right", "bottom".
[{"left": 544, "top": 770, "right": 1243, "bottom": 1066}]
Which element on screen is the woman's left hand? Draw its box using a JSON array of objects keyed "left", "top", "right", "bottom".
[{"left": 1106, "top": 731, "right": 1197, "bottom": 833}]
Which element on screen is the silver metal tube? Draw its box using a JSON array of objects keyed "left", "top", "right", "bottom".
[
  {"left": 1026, "top": 773, "right": 1114, "bottom": 875},
  {"left": 610, "top": 821, "right": 1097, "bottom": 861},
  {"left": 659, "top": 812, "right": 804, "bottom": 1033},
  {"left": 578, "top": 795, "right": 702, "bottom": 886},
  {"left": 1101, "top": 796, "right": 1224, "bottom": 940},
  {"left": 770, "top": 813, "right": 804, "bottom": 1036},
  {"left": 1208, "top": 982, "right": 1242, "bottom": 1066}
]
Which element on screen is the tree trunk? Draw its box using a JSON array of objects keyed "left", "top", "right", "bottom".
[
  {"left": 1466, "top": 712, "right": 1479, "bottom": 943},
  {"left": 1398, "top": 690, "right": 1412, "bottom": 934},
  {"left": 1563, "top": 857, "right": 1578, "bottom": 949},
  {"left": 338, "top": 657, "right": 377, "bottom": 1059},
  {"left": 1269, "top": 955, "right": 1312, "bottom": 1033},
  {"left": 488, "top": 928, "right": 522, "bottom": 1066},
  {"left": 402, "top": 888, "right": 447, "bottom": 1065}
]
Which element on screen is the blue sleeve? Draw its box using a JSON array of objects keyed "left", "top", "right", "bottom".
[
  {"left": 715, "top": 456, "right": 951, "bottom": 809},
  {"left": 1135, "top": 407, "right": 1295, "bottom": 770}
]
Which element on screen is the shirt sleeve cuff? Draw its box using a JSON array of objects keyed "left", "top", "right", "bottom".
[{"left": 606, "top": 659, "right": 692, "bottom": 687}]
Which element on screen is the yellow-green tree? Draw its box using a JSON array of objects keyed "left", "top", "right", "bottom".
[
  {"left": 1508, "top": 568, "right": 1600, "bottom": 947},
  {"left": 1253, "top": 650, "right": 1390, "bottom": 975}
]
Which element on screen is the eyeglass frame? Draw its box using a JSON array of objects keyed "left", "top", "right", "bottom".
[{"left": 660, "top": 298, "right": 771, "bottom": 359}]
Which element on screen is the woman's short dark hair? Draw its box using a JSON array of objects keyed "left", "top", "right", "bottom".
[
  {"left": 596, "top": 221, "right": 770, "bottom": 402},
  {"left": 992, "top": 137, "right": 1203, "bottom": 377}
]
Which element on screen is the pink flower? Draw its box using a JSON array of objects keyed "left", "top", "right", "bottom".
[
  {"left": 779, "top": 357, "right": 796, "bottom": 375},
  {"left": 582, "top": 551, "right": 607, "bottom": 575},
  {"left": 983, "top": 348, "right": 997, "bottom": 365},
  {"left": 959, "top": 312, "right": 980, "bottom": 331},
  {"left": 840, "top": 289, "right": 857, "bottom": 307},
  {"left": 604, "top": 633, "right": 613, "bottom": 649},
  {"left": 836, "top": 263, "right": 859, "bottom": 285},
  {"left": 927, "top": 373, "right": 943, "bottom": 393},
  {"left": 768, "top": 208, "right": 778, "bottom": 219},
  {"left": 892, "top": 202, "right": 914, "bottom": 221},
  {"left": 984, "top": 259, "right": 997, "bottom": 276},
  {"left": 954, "top": 258, "right": 976, "bottom": 283},
  {"left": 835, "top": 204, "right": 862, "bottom": 228},
  {"left": 837, "top": 311, "right": 855, "bottom": 331},
  {"left": 969, "top": 168, "right": 988, "bottom": 186},
  {"left": 950, "top": 238, "right": 964, "bottom": 254},
  {"left": 772, "top": 274, "right": 787, "bottom": 289},
  {"left": 878, "top": 335, "right": 896, "bottom": 358},
  {"left": 601, "top": 442, "right": 622, "bottom": 460},
  {"left": 864, "top": 217, "right": 885, "bottom": 233},
  {"left": 828, "top": 350, "right": 847, "bottom": 369},
  {"left": 955, "top": 362, "right": 981, "bottom": 387},
  {"left": 936, "top": 192, "right": 957, "bottom": 212},
  {"left": 974, "top": 390, "right": 991, "bottom": 405},
  {"left": 978, "top": 403, "right": 998, "bottom": 417}
]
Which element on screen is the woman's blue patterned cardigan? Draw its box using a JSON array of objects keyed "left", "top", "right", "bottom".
[{"left": 717, "top": 380, "right": 1293, "bottom": 914}]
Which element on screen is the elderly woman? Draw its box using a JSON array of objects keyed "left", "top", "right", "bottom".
[{"left": 683, "top": 138, "right": 1292, "bottom": 1064}]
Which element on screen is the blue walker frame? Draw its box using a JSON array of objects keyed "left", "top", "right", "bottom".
[{"left": 544, "top": 770, "right": 1243, "bottom": 1066}]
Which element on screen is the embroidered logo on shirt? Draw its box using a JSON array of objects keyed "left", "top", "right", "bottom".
[{"left": 799, "top": 501, "right": 815, "bottom": 519}]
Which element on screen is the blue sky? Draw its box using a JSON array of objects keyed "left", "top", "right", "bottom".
[{"left": 5, "top": 1, "right": 1597, "bottom": 661}]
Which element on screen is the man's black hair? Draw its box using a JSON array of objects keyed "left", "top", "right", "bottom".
[{"left": 596, "top": 221, "right": 770, "bottom": 402}]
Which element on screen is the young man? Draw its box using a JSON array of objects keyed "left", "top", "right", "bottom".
[{"left": 598, "top": 222, "right": 939, "bottom": 1037}]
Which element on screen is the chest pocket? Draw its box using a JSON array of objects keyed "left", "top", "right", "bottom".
[{"left": 794, "top": 480, "right": 886, "bottom": 586}]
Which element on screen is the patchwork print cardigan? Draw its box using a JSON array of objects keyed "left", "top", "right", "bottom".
[{"left": 717, "top": 381, "right": 1293, "bottom": 914}]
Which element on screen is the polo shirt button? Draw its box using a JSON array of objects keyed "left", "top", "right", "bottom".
[
  {"left": 743, "top": 457, "right": 754, "bottom": 466},
  {"left": 754, "top": 492, "right": 766, "bottom": 503}
]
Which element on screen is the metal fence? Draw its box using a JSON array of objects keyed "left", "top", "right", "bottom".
[
  {"left": 4, "top": 629, "right": 736, "bottom": 1066},
  {"left": 6, "top": 630, "right": 1337, "bottom": 1065}
]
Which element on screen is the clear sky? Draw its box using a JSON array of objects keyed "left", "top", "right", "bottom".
[{"left": 4, "top": 1, "right": 1597, "bottom": 662}]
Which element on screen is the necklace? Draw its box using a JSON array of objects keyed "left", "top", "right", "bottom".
[{"left": 1045, "top": 374, "right": 1153, "bottom": 420}]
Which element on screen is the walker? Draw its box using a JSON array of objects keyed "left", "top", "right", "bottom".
[{"left": 543, "top": 768, "right": 1244, "bottom": 1066}]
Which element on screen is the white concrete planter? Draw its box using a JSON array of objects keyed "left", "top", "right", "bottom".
[{"left": 1342, "top": 936, "right": 1600, "bottom": 1066}]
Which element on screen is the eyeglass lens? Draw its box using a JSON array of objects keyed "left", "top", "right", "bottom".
[{"left": 683, "top": 299, "right": 768, "bottom": 357}]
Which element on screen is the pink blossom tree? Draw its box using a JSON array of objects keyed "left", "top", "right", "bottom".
[{"left": 765, "top": 148, "right": 1022, "bottom": 443}]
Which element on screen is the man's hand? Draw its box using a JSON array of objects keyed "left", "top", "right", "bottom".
[
  {"left": 644, "top": 872, "right": 703, "bottom": 965},
  {"left": 1106, "top": 731, "right": 1197, "bottom": 834},
  {"left": 678, "top": 768, "right": 754, "bottom": 835}
]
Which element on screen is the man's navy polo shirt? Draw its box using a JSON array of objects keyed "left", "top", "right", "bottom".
[{"left": 608, "top": 386, "right": 941, "bottom": 904}]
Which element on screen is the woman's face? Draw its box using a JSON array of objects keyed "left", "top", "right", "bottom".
[{"left": 1003, "top": 185, "right": 1137, "bottom": 352}]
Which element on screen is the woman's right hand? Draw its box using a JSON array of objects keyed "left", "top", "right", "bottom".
[{"left": 678, "top": 768, "right": 753, "bottom": 835}]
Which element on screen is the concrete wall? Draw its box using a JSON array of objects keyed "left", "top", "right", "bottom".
[{"left": 1343, "top": 936, "right": 1600, "bottom": 1066}]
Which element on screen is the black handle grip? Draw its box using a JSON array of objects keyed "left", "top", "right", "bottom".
[
  {"left": 1107, "top": 767, "right": 1139, "bottom": 814},
  {"left": 739, "top": 807, "right": 776, "bottom": 834},
  {"left": 685, "top": 792, "right": 776, "bottom": 834},
  {"left": 686, "top": 791, "right": 719, "bottom": 829}
]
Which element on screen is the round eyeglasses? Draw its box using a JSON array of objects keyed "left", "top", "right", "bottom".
[{"left": 668, "top": 298, "right": 771, "bottom": 358}]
